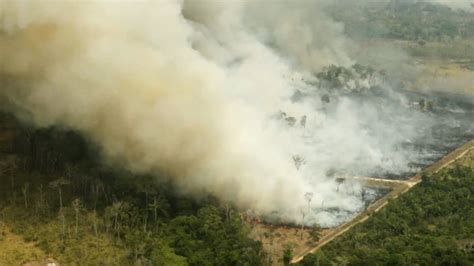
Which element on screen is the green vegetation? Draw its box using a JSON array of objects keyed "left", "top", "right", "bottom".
[
  {"left": 464, "top": 62, "right": 474, "bottom": 71},
  {"left": 0, "top": 123, "right": 264, "bottom": 265},
  {"left": 0, "top": 225, "right": 47, "bottom": 265},
  {"left": 406, "top": 38, "right": 474, "bottom": 61},
  {"left": 313, "top": 63, "right": 383, "bottom": 90},
  {"left": 283, "top": 246, "right": 293, "bottom": 266},
  {"left": 300, "top": 165, "right": 474, "bottom": 265},
  {"left": 328, "top": 0, "right": 474, "bottom": 63},
  {"left": 329, "top": 1, "right": 474, "bottom": 42}
]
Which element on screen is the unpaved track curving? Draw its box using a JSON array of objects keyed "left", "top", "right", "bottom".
[{"left": 291, "top": 140, "right": 474, "bottom": 264}]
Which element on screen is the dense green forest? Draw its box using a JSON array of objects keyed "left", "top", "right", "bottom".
[
  {"left": 299, "top": 165, "right": 474, "bottom": 265},
  {"left": 329, "top": 0, "right": 474, "bottom": 42},
  {"left": 0, "top": 116, "right": 265, "bottom": 265}
]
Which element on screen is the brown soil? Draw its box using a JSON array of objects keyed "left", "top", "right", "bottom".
[{"left": 249, "top": 223, "right": 334, "bottom": 265}]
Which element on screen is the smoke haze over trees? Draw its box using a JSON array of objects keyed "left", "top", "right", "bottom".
[{"left": 1, "top": 0, "right": 473, "bottom": 228}]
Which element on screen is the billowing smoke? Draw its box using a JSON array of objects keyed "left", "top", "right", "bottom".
[{"left": 1, "top": 0, "right": 472, "bottom": 227}]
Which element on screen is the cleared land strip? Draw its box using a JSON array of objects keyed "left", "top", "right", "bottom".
[
  {"left": 291, "top": 139, "right": 474, "bottom": 264},
  {"left": 350, "top": 176, "right": 417, "bottom": 188}
]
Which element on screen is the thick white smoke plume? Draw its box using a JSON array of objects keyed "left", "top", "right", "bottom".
[{"left": 2, "top": 0, "right": 469, "bottom": 226}]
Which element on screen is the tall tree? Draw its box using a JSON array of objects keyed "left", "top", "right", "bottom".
[
  {"left": 300, "top": 207, "right": 306, "bottom": 240},
  {"left": 49, "top": 177, "right": 70, "bottom": 210},
  {"left": 71, "top": 198, "right": 83, "bottom": 237},
  {"left": 293, "top": 155, "right": 306, "bottom": 170},
  {"left": 283, "top": 246, "right": 293, "bottom": 266},
  {"left": 304, "top": 192, "right": 314, "bottom": 214},
  {"left": 21, "top": 182, "right": 29, "bottom": 209},
  {"left": 336, "top": 177, "right": 345, "bottom": 192},
  {"left": 309, "top": 224, "right": 322, "bottom": 244},
  {"left": 106, "top": 201, "right": 130, "bottom": 241}
]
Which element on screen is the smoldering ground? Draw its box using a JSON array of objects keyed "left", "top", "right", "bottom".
[{"left": 0, "top": 0, "right": 473, "bottom": 227}]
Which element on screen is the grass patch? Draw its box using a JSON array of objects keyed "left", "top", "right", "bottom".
[{"left": 0, "top": 224, "right": 47, "bottom": 265}]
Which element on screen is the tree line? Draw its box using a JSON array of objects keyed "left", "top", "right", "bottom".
[{"left": 0, "top": 122, "right": 265, "bottom": 265}]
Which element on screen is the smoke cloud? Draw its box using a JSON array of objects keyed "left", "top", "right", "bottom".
[{"left": 1, "top": 0, "right": 472, "bottom": 226}]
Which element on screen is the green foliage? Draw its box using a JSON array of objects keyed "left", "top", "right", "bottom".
[
  {"left": 315, "top": 165, "right": 474, "bottom": 265},
  {"left": 0, "top": 126, "right": 264, "bottom": 265},
  {"left": 314, "top": 64, "right": 379, "bottom": 90},
  {"left": 299, "top": 251, "right": 330, "bottom": 266},
  {"left": 283, "top": 246, "right": 293, "bottom": 266},
  {"left": 329, "top": 1, "right": 474, "bottom": 42},
  {"left": 309, "top": 225, "right": 322, "bottom": 244},
  {"left": 168, "top": 206, "right": 263, "bottom": 265},
  {"left": 464, "top": 62, "right": 474, "bottom": 71}
]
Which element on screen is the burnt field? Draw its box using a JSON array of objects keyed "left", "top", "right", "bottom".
[
  {"left": 270, "top": 82, "right": 474, "bottom": 227},
  {"left": 372, "top": 89, "right": 474, "bottom": 179},
  {"left": 394, "top": 90, "right": 474, "bottom": 178},
  {"left": 307, "top": 85, "right": 474, "bottom": 180}
]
